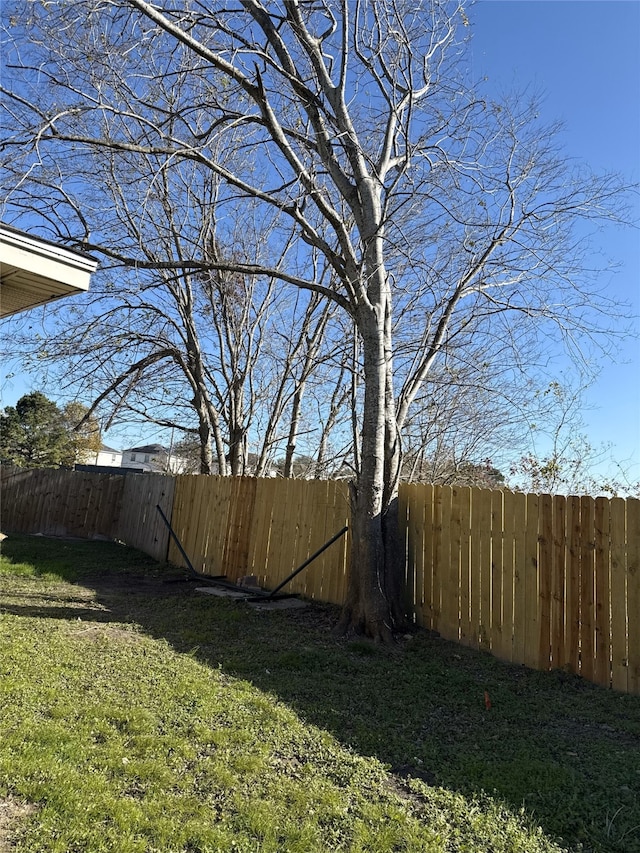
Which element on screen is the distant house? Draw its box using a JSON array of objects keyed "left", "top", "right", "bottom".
[
  {"left": 121, "top": 444, "right": 189, "bottom": 474},
  {"left": 246, "top": 452, "right": 277, "bottom": 477},
  {"left": 73, "top": 443, "right": 125, "bottom": 475},
  {"left": 91, "top": 444, "right": 123, "bottom": 467}
]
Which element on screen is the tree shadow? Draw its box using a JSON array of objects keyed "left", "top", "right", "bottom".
[{"left": 2, "top": 536, "right": 639, "bottom": 853}]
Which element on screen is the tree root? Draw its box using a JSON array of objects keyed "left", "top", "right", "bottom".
[{"left": 333, "top": 605, "right": 396, "bottom": 644}]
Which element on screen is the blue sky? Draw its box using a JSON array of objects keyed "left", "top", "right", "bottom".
[
  {"left": 469, "top": 0, "right": 640, "bottom": 478},
  {"left": 2, "top": 0, "right": 639, "bottom": 477}
]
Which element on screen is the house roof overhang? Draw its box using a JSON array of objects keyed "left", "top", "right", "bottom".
[{"left": 0, "top": 223, "right": 98, "bottom": 318}]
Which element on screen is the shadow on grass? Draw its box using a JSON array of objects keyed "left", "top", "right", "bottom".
[{"left": 2, "top": 535, "right": 640, "bottom": 853}]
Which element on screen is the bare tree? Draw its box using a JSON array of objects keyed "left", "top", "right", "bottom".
[
  {"left": 507, "top": 381, "right": 640, "bottom": 497},
  {"left": 2, "top": 144, "right": 344, "bottom": 476},
  {"left": 1, "top": 0, "right": 632, "bottom": 639}
]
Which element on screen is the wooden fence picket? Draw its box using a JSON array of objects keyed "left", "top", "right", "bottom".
[
  {"left": 538, "top": 494, "right": 554, "bottom": 671},
  {"left": 627, "top": 498, "right": 640, "bottom": 694},
  {"left": 457, "top": 486, "right": 472, "bottom": 647},
  {"left": 420, "top": 484, "right": 433, "bottom": 629},
  {"left": 469, "top": 488, "right": 482, "bottom": 648},
  {"left": 431, "top": 485, "right": 443, "bottom": 634},
  {"left": 511, "top": 492, "right": 527, "bottom": 664},
  {"left": 406, "top": 483, "right": 427, "bottom": 628},
  {"left": 580, "top": 496, "right": 595, "bottom": 681},
  {"left": 446, "top": 486, "right": 463, "bottom": 644},
  {"left": 476, "top": 489, "right": 491, "bottom": 651},
  {"left": 501, "top": 489, "right": 516, "bottom": 663},
  {"left": 523, "top": 493, "right": 539, "bottom": 670},
  {"left": 439, "top": 486, "right": 456, "bottom": 642},
  {"left": 491, "top": 489, "right": 505, "bottom": 659},
  {"left": 594, "top": 497, "right": 611, "bottom": 687},
  {"left": 551, "top": 495, "right": 567, "bottom": 670},
  {"left": 246, "top": 478, "right": 269, "bottom": 581},
  {"left": 609, "top": 498, "right": 628, "bottom": 692},
  {"left": 567, "top": 496, "right": 582, "bottom": 674}
]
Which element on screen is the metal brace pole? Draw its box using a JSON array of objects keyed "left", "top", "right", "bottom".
[
  {"left": 267, "top": 525, "right": 348, "bottom": 598},
  {"left": 156, "top": 503, "right": 200, "bottom": 578}
]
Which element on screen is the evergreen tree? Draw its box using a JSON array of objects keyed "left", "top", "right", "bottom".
[{"left": 0, "top": 392, "right": 100, "bottom": 469}]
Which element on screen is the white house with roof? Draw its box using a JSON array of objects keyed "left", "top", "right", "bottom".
[
  {"left": 121, "top": 444, "right": 190, "bottom": 474},
  {"left": 90, "top": 444, "right": 123, "bottom": 467}
]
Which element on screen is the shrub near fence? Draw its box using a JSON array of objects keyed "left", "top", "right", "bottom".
[{"left": 1, "top": 465, "right": 638, "bottom": 695}]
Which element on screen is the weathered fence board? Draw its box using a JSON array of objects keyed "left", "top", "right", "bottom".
[
  {"left": 491, "top": 489, "right": 505, "bottom": 660},
  {"left": 0, "top": 466, "right": 173, "bottom": 558},
  {"left": 538, "top": 494, "right": 553, "bottom": 672},
  {"left": 117, "top": 474, "right": 175, "bottom": 562},
  {"left": 512, "top": 491, "right": 527, "bottom": 664},
  {"left": 609, "top": 498, "right": 627, "bottom": 691},
  {"left": 500, "top": 488, "right": 515, "bottom": 662},
  {"left": 628, "top": 498, "right": 640, "bottom": 694},
  {"left": 479, "top": 489, "right": 493, "bottom": 654},
  {"left": 593, "top": 496, "right": 610, "bottom": 687},
  {"left": 0, "top": 467, "right": 125, "bottom": 539},
  {"left": 551, "top": 495, "right": 567, "bottom": 670},
  {"left": 457, "top": 486, "right": 472, "bottom": 649}
]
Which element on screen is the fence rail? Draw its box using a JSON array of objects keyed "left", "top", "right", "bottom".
[{"left": 1, "top": 465, "right": 638, "bottom": 694}]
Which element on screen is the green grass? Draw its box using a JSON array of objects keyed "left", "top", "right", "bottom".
[{"left": 1, "top": 535, "right": 639, "bottom": 852}]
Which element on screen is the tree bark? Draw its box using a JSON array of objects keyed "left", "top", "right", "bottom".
[{"left": 336, "top": 302, "right": 401, "bottom": 642}]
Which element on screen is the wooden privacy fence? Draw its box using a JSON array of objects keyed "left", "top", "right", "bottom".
[
  {"left": 1, "top": 466, "right": 125, "bottom": 541},
  {"left": 400, "top": 485, "right": 640, "bottom": 695},
  {"left": 1, "top": 466, "right": 638, "bottom": 694},
  {"left": 0, "top": 466, "right": 174, "bottom": 562},
  {"left": 168, "top": 474, "right": 351, "bottom": 605}
]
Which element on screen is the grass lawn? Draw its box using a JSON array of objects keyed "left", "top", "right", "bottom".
[{"left": 0, "top": 535, "right": 638, "bottom": 852}]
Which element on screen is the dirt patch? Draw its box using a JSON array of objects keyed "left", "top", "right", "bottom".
[
  {"left": 0, "top": 798, "right": 37, "bottom": 852},
  {"left": 81, "top": 571, "right": 195, "bottom": 599},
  {"left": 67, "top": 623, "right": 145, "bottom": 644}
]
